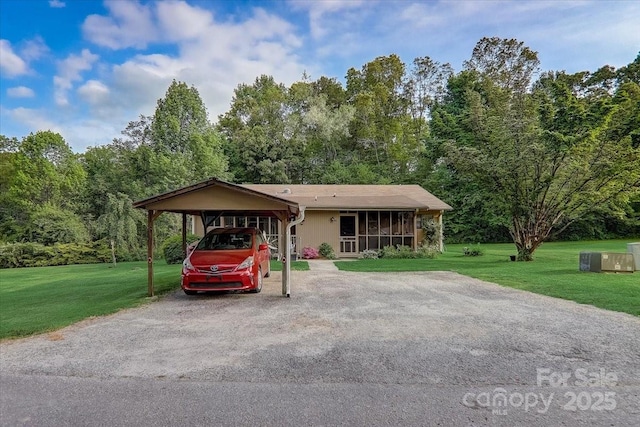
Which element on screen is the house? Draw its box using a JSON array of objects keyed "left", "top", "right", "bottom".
[
  {"left": 134, "top": 179, "right": 451, "bottom": 296},
  {"left": 192, "top": 184, "right": 452, "bottom": 258}
]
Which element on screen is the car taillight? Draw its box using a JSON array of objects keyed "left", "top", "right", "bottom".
[
  {"left": 183, "top": 258, "right": 196, "bottom": 272},
  {"left": 236, "top": 256, "right": 254, "bottom": 270}
]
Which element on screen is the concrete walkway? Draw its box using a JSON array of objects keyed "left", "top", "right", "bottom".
[{"left": 306, "top": 259, "right": 339, "bottom": 271}]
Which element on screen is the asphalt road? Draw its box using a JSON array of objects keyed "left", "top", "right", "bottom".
[{"left": 1, "top": 269, "right": 639, "bottom": 426}]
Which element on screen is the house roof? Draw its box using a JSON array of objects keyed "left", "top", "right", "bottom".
[{"left": 241, "top": 184, "right": 452, "bottom": 211}]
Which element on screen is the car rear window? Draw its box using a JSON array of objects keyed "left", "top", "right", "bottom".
[{"left": 196, "top": 232, "right": 253, "bottom": 250}]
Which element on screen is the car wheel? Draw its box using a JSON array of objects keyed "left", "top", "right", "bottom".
[
  {"left": 249, "top": 268, "right": 263, "bottom": 293},
  {"left": 184, "top": 289, "right": 198, "bottom": 295}
]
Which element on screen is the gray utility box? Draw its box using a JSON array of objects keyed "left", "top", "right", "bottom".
[
  {"left": 580, "top": 252, "right": 635, "bottom": 273},
  {"left": 628, "top": 243, "right": 640, "bottom": 271}
]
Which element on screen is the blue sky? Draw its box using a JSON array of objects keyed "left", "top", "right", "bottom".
[{"left": 1, "top": 0, "right": 639, "bottom": 152}]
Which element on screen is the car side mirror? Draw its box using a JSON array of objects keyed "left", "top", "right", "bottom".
[{"left": 258, "top": 243, "right": 269, "bottom": 251}]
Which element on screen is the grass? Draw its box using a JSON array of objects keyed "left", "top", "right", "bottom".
[
  {"left": 335, "top": 240, "right": 640, "bottom": 317},
  {"left": 0, "top": 259, "right": 310, "bottom": 340},
  {"left": 0, "top": 262, "right": 182, "bottom": 339},
  {"left": 270, "top": 260, "right": 310, "bottom": 271}
]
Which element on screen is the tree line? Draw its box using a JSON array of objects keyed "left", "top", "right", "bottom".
[{"left": 1, "top": 37, "right": 638, "bottom": 264}]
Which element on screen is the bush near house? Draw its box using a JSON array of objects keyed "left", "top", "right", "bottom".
[
  {"left": 318, "top": 242, "right": 336, "bottom": 259},
  {"left": 302, "top": 246, "right": 319, "bottom": 259}
]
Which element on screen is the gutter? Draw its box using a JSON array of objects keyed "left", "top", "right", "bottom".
[{"left": 284, "top": 206, "right": 306, "bottom": 297}]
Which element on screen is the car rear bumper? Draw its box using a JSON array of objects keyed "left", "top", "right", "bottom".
[{"left": 182, "top": 270, "right": 256, "bottom": 292}]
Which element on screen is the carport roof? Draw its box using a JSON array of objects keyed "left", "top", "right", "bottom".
[{"left": 132, "top": 178, "right": 301, "bottom": 217}]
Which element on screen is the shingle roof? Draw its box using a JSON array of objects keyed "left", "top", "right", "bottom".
[{"left": 240, "top": 184, "right": 452, "bottom": 211}]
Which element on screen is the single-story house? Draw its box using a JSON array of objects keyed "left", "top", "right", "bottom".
[{"left": 192, "top": 184, "right": 452, "bottom": 258}]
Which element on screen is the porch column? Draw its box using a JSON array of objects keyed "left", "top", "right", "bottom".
[
  {"left": 147, "top": 210, "right": 155, "bottom": 297},
  {"left": 439, "top": 211, "right": 444, "bottom": 252},
  {"left": 182, "top": 213, "right": 187, "bottom": 259},
  {"left": 280, "top": 216, "right": 290, "bottom": 296},
  {"left": 146, "top": 210, "right": 163, "bottom": 297}
]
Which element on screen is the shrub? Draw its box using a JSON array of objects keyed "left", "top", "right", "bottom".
[
  {"left": 421, "top": 218, "right": 442, "bottom": 249},
  {"left": 360, "top": 249, "right": 379, "bottom": 259},
  {"left": 463, "top": 244, "right": 484, "bottom": 257},
  {"left": 23, "top": 204, "right": 90, "bottom": 245},
  {"left": 162, "top": 234, "right": 200, "bottom": 264},
  {"left": 0, "top": 241, "right": 111, "bottom": 268},
  {"left": 318, "top": 242, "right": 336, "bottom": 259},
  {"left": 302, "top": 246, "right": 319, "bottom": 259},
  {"left": 379, "top": 245, "right": 437, "bottom": 259}
]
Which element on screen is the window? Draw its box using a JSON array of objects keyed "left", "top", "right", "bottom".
[{"left": 358, "top": 211, "right": 415, "bottom": 251}]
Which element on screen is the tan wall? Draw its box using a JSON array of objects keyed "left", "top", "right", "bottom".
[
  {"left": 297, "top": 210, "right": 340, "bottom": 255},
  {"left": 193, "top": 217, "right": 204, "bottom": 236},
  {"left": 147, "top": 186, "right": 291, "bottom": 212}
]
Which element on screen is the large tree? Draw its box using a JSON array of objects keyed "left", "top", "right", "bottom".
[
  {"left": 441, "top": 39, "right": 640, "bottom": 260},
  {"left": 218, "top": 75, "right": 301, "bottom": 183}
]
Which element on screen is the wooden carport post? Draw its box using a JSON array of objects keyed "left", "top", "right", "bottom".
[{"left": 147, "top": 209, "right": 163, "bottom": 297}]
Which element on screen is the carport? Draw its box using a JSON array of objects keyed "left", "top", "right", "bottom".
[{"left": 133, "top": 178, "right": 305, "bottom": 297}]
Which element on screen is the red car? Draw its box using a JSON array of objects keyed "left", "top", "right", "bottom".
[{"left": 181, "top": 227, "right": 271, "bottom": 295}]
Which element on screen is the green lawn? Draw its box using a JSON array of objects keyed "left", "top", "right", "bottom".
[
  {"left": 0, "top": 262, "right": 182, "bottom": 339},
  {"left": 270, "top": 260, "right": 310, "bottom": 271},
  {"left": 335, "top": 240, "right": 639, "bottom": 316},
  {"left": 0, "top": 259, "right": 309, "bottom": 339}
]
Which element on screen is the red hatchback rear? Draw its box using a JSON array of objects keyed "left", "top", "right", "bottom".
[{"left": 181, "top": 227, "right": 271, "bottom": 295}]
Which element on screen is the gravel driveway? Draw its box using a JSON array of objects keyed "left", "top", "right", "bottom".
[{"left": 1, "top": 269, "right": 639, "bottom": 426}]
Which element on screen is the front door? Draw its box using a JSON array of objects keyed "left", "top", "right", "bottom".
[{"left": 339, "top": 214, "right": 357, "bottom": 255}]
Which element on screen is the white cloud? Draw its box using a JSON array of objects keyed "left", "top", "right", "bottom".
[
  {"left": 103, "top": 5, "right": 305, "bottom": 125},
  {"left": 0, "top": 39, "right": 28, "bottom": 77},
  {"left": 8, "top": 107, "right": 62, "bottom": 134},
  {"left": 290, "top": 0, "right": 365, "bottom": 40},
  {"left": 156, "top": 1, "right": 213, "bottom": 41},
  {"left": 54, "top": 49, "right": 99, "bottom": 106},
  {"left": 20, "top": 36, "right": 50, "bottom": 61},
  {"left": 82, "top": 0, "right": 157, "bottom": 49},
  {"left": 77, "top": 80, "right": 110, "bottom": 105},
  {"left": 7, "top": 86, "right": 35, "bottom": 98},
  {"left": 49, "top": 0, "right": 66, "bottom": 8}
]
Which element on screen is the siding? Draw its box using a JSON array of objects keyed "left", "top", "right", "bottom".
[{"left": 297, "top": 210, "right": 340, "bottom": 255}]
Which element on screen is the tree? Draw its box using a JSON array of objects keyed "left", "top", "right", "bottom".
[
  {"left": 151, "top": 81, "right": 209, "bottom": 154},
  {"left": 1, "top": 131, "right": 87, "bottom": 243},
  {"left": 346, "top": 54, "right": 418, "bottom": 175},
  {"left": 218, "top": 75, "right": 300, "bottom": 183},
  {"left": 24, "top": 203, "right": 89, "bottom": 245},
  {"left": 96, "top": 193, "right": 141, "bottom": 265},
  {"left": 442, "top": 39, "right": 640, "bottom": 260}
]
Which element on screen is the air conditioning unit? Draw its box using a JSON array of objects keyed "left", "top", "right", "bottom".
[
  {"left": 580, "top": 252, "right": 635, "bottom": 273},
  {"left": 580, "top": 252, "right": 601, "bottom": 272}
]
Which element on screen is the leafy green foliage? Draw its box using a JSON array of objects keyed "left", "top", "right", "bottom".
[
  {"left": 318, "top": 242, "right": 336, "bottom": 259},
  {"left": 162, "top": 233, "right": 200, "bottom": 264},
  {"left": 0, "top": 241, "right": 111, "bottom": 268},
  {"left": 380, "top": 245, "right": 437, "bottom": 259},
  {"left": 462, "top": 245, "right": 484, "bottom": 257},
  {"left": 359, "top": 249, "right": 379, "bottom": 259},
  {"left": 23, "top": 203, "right": 89, "bottom": 245}
]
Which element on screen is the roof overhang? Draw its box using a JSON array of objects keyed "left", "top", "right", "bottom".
[{"left": 133, "top": 178, "right": 301, "bottom": 217}]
